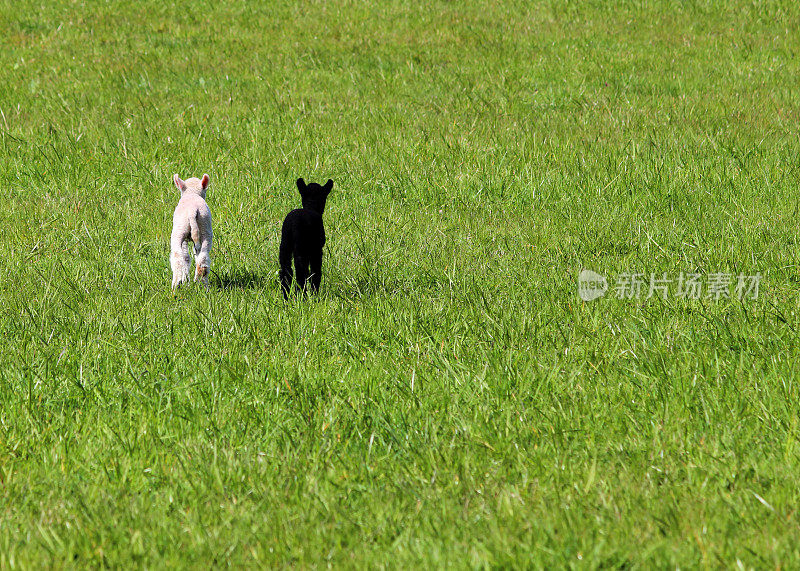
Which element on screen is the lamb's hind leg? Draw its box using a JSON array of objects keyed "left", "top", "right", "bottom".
[
  {"left": 171, "top": 240, "right": 191, "bottom": 291},
  {"left": 309, "top": 250, "right": 323, "bottom": 294},
  {"left": 194, "top": 264, "right": 209, "bottom": 289},
  {"left": 279, "top": 231, "right": 294, "bottom": 299},
  {"left": 294, "top": 255, "right": 310, "bottom": 294},
  {"left": 194, "top": 239, "right": 211, "bottom": 290},
  {"left": 279, "top": 262, "right": 293, "bottom": 299}
]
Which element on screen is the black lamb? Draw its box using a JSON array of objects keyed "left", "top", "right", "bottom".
[{"left": 279, "top": 178, "right": 333, "bottom": 298}]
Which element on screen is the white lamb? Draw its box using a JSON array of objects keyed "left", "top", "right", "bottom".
[{"left": 170, "top": 173, "right": 213, "bottom": 290}]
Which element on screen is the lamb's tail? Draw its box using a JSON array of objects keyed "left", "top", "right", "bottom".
[{"left": 189, "top": 214, "right": 201, "bottom": 254}]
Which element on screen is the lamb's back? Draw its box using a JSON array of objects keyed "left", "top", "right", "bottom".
[
  {"left": 282, "top": 208, "right": 324, "bottom": 252},
  {"left": 174, "top": 193, "right": 211, "bottom": 222}
]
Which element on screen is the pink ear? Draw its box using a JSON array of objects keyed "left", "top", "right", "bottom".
[
  {"left": 201, "top": 174, "right": 210, "bottom": 189},
  {"left": 173, "top": 173, "right": 184, "bottom": 191}
]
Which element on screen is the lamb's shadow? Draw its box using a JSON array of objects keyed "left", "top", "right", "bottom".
[{"left": 213, "top": 268, "right": 273, "bottom": 290}]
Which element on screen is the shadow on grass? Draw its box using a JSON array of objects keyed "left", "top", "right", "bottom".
[{"left": 213, "top": 268, "right": 274, "bottom": 290}]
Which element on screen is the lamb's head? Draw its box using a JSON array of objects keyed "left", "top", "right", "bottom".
[
  {"left": 174, "top": 173, "right": 210, "bottom": 199},
  {"left": 297, "top": 178, "right": 333, "bottom": 215}
]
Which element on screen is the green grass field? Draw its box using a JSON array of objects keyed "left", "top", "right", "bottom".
[{"left": 2, "top": 0, "right": 800, "bottom": 567}]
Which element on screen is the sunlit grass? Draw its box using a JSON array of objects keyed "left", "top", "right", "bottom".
[{"left": 1, "top": 0, "right": 800, "bottom": 566}]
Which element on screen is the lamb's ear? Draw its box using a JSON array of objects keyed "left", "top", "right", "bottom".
[
  {"left": 296, "top": 178, "right": 307, "bottom": 193},
  {"left": 201, "top": 174, "right": 210, "bottom": 190},
  {"left": 173, "top": 174, "right": 186, "bottom": 192},
  {"left": 323, "top": 179, "right": 334, "bottom": 194}
]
